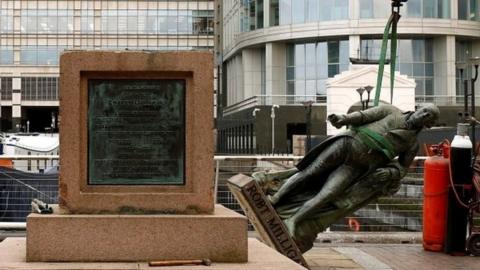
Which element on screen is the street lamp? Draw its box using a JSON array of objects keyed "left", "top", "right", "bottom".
[
  {"left": 356, "top": 87, "right": 365, "bottom": 110},
  {"left": 301, "top": 100, "right": 314, "bottom": 154},
  {"left": 364, "top": 85, "right": 374, "bottom": 109},
  {"left": 457, "top": 62, "right": 468, "bottom": 122},
  {"left": 252, "top": 108, "right": 260, "bottom": 153},
  {"left": 252, "top": 108, "right": 261, "bottom": 117},
  {"left": 271, "top": 105, "right": 279, "bottom": 154},
  {"left": 470, "top": 57, "right": 480, "bottom": 152}
]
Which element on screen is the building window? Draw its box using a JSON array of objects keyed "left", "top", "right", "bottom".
[
  {"left": 458, "top": 0, "right": 479, "bottom": 21},
  {"left": 360, "top": 38, "right": 434, "bottom": 97},
  {"left": 456, "top": 40, "right": 473, "bottom": 97},
  {"left": 0, "top": 10, "right": 13, "bottom": 33},
  {"left": 81, "top": 10, "right": 95, "bottom": 33},
  {"left": 279, "top": 0, "right": 348, "bottom": 25},
  {"left": 21, "top": 9, "right": 73, "bottom": 33},
  {"left": 101, "top": 9, "right": 213, "bottom": 35},
  {"left": 21, "top": 77, "right": 58, "bottom": 101},
  {"left": 193, "top": 10, "right": 214, "bottom": 35},
  {"left": 20, "top": 46, "right": 64, "bottom": 65},
  {"left": 0, "top": 77, "right": 12, "bottom": 100},
  {"left": 360, "top": 0, "right": 450, "bottom": 18},
  {"left": 241, "top": 0, "right": 263, "bottom": 32},
  {"left": 270, "top": 0, "right": 279, "bottom": 26},
  {"left": 0, "top": 47, "right": 13, "bottom": 65},
  {"left": 286, "top": 40, "right": 349, "bottom": 102}
]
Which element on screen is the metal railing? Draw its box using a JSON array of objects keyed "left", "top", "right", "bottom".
[
  {"left": 223, "top": 94, "right": 474, "bottom": 116},
  {"left": 415, "top": 95, "right": 480, "bottom": 106},
  {"left": 0, "top": 156, "right": 58, "bottom": 224},
  {"left": 0, "top": 154, "right": 476, "bottom": 233},
  {"left": 223, "top": 95, "right": 326, "bottom": 116}
]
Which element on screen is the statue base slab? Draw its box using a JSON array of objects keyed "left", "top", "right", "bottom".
[
  {"left": 26, "top": 204, "right": 247, "bottom": 263},
  {"left": 227, "top": 174, "right": 308, "bottom": 268},
  {"left": 0, "top": 238, "right": 307, "bottom": 270}
]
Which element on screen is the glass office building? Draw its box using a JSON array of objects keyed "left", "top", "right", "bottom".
[
  {"left": 216, "top": 0, "right": 480, "bottom": 153},
  {"left": 0, "top": 0, "right": 214, "bottom": 131}
]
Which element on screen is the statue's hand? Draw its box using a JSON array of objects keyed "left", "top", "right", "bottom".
[
  {"left": 328, "top": 114, "right": 346, "bottom": 129},
  {"left": 371, "top": 168, "right": 391, "bottom": 182}
]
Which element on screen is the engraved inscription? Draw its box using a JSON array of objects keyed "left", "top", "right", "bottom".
[
  {"left": 88, "top": 79, "right": 185, "bottom": 185},
  {"left": 227, "top": 175, "right": 308, "bottom": 268}
]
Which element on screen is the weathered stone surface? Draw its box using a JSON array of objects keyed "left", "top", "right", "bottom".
[
  {"left": 2, "top": 238, "right": 308, "bottom": 270},
  {"left": 227, "top": 174, "right": 308, "bottom": 268},
  {"left": 26, "top": 205, "right": 247, "bottom": 263},
  {"left": 59, "top": 51, "right": 214, "bottom": 214}
]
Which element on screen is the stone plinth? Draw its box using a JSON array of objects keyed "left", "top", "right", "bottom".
[
  {"left": 26, "top": 205, "right": 247, "bottom": 263},
  {"left": 59, "top": 51, "right": 214, "bottom": 214}
]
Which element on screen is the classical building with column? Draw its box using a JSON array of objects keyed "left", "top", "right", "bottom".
[
  {"left": 215, "top": 0, "right": 480, "bottom": 154},
  {"left": 0, "top": 0, "right": 214, "bottom": 132}
]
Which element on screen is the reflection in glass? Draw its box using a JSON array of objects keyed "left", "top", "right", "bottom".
[
  {"left": 458, "top": 0, "right": 479, "bottom": 21},
  {"left": 292, "top": 0, "right": 305, "bottom": 24},
  {"left": 20, "top": 46, "right": 64, "bottom": 65},
  {"left": 286, "top": 40, "right": 349, "bottom": 99},
  {"left": 98, "top": 9, "right": 213, "bottom": 35},
  {"left": 0, "top": 10, "right": 13, "bottom": 33},
  {"left": 270, "top": 0, "right": 279, "bottom": 26},
  {"left": 278, "top": 0, "right": 348, "bottom": 25},
  {"left": 360, "top": 0, "right": 449, "bottom": 18},
  {"left": 21, "top": 9, "right": 73, "bottom": 33},
  {"left": 0, "top": 47, "right": 13, "bottom": 65}
]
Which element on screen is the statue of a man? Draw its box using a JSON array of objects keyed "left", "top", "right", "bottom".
[{"left": 253, "top": 103, "right": 439, "bottom": 252}]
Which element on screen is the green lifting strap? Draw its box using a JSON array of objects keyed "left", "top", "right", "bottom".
[
  {"left": 353, "top": 126, "right": 396, "bottom": 160},
  {"left": 373, "top": 12, "right": 401, "bottom": 107}
]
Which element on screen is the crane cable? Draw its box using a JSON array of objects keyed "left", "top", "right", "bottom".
[{"left": 373, "top": 2, "right": 403, "bottom": 107}]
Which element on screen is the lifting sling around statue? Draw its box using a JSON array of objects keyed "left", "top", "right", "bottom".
[{"left": 253, "top": 103, "right": 440, "bottom": 253}]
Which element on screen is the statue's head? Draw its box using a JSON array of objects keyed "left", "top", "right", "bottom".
[{"left": 406, "top": 104, "right": 440, "bottom": 129}]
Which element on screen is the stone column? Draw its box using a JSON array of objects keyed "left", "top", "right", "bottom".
[
  {"left": 349, "top": 35, "right": 361, "bottom": 60},
  {"left": 451, "top": 0, "right": 458, "bottom": 20},
  {"left": 350, "top": 0, "right": 359, "bottom": 20},
  {"left": 433, "top": 36, "right": 456, "bottom": 97},
  {"left": 11, "top": 77, "right": 21, "bottom": 131},
  {"left": 263, "top": 0, "right": 270, "bottom": 28},
  {"left": 265, "top": 42, "right": 286, "bottom": 105}
]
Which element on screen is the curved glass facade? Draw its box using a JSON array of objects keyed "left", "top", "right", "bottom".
[
  {"left": 360, "top": 0, "right": 450, "bottom": 19},
  {"left": 275, "top": 0, "right": 348, "bottom": 26},
  {"left": 360, "top": 38, "right": 434, "bottom": 96},
  {"left": 286, "top": 40, "right": 349, "bottom": 100}
]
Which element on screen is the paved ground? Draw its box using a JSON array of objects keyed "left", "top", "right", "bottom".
[
  {"left": 306, "top": 244, "right": 480, "bottom": 270},
  {"left": 3, "top": 233, "right": 480, "bottom": 269}
]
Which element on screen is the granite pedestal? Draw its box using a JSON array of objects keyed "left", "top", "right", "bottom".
[{"left": 27, "top": 205, "right": 247, "bottom": 262}]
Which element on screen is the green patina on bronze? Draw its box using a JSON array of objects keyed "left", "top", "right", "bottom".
[{"left": 88, "top": 79, "right": 185, "bottom": 185}]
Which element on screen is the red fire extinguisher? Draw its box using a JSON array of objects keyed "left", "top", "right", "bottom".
[{"left": 423, "top": 141, "right": 450, "bottom": 252}]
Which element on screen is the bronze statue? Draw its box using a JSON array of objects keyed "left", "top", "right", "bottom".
[{"left": 253, "top": 103, "right": 439, "bottom": 252}]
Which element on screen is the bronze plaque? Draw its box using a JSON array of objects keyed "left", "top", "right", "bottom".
[
  {"left": 88, "top": 79, "right": 185, "bottom": 185},
  {"left": 227, "top": 174, "right": 309, "bottom": 268}
]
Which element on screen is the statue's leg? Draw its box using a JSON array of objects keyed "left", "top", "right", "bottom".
[
  {"left": 284, "top": 164, "right": 361, "bottom": 235},
  {"left": 270, "top": 139, "right": 347, "bottom": 205}
]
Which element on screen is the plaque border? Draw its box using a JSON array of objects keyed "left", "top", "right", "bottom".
[{"left": 86, "top": 79, "right": 187, "bottom": 186}]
